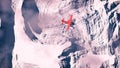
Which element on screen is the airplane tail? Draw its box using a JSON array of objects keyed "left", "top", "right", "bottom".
[{"left": 67, "top": 15, "right": 73, "bottom": 30}]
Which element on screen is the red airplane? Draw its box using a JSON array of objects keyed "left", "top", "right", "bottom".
[{"left": 61, "top": 15, "right": 73, "bottom": 30}]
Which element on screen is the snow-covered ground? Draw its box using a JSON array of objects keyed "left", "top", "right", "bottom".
[{"left": 12, "top": 0, "right": 120, "bottom": 68}]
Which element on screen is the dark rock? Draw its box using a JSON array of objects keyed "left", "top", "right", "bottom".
[
  {"left": 109, "top": 45, "right": 115, "bottom": 55},
  {"left": 100, "top": 61, "right": 109, "bottom": 68},
  {"left": 117, "top": 13, "right": 120, "bottom": 22},
  {"left": 22, "top": 0, "right": 39, "bottom": 15},
  {"left": 71, "top": 0, "right": 80, "bottom": 9},
  {"left": 92, "top": 47, "right": 98, "bottom": 55},
  {"left": 84, "top": 19, "right": 90, "bottom": 34},
  {"left": 22, "top": 0, "right": 42, "bottom": 41},
  {"left": 109, "top": 1, "right": 119, "bottom": 11},
  {"left": 112, "top": 37, "right": 120, "bottom": 49},
  {"left": 59, "top": 57, "right": 71, "bottom": 68},
  {"left": 59, "top": 43, "right": 84, "bottom": 57},
  {"left": 71, "top": 0, "right": 92, "bottom": 9},
  {"left": 113, "top": 57, "right": 118, "bottom": 68},
  {"left": 23, "top": 22, "right": 38, "bottom": 41},
  {"left": 108, "top": 11, "right": 114, "bottom": 20},
  {"left": 108, "top": 22, "right": 116, "bottom": 41},
  {"left": 104, "top": 2, "right": 109, "bottom": 14},
  {"left": 118, "top": 26, "right": 120, "bottom": 36},
  {"left": 0, "top": 0, "right": 15, "bottom": 68}
]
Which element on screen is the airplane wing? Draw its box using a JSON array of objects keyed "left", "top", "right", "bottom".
[{"left": 67, "top": 15, "right": 73, "bottom": 30}]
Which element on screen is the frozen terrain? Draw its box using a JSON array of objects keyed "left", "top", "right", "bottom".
[{"left": 11, "top": 0, "right": 120, "bottom": 68}]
